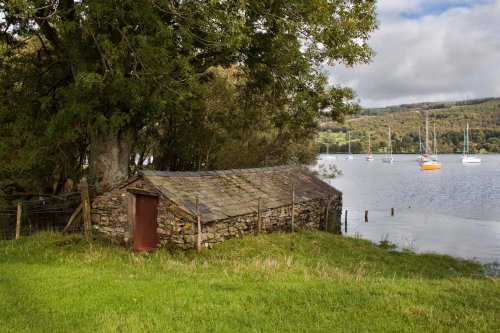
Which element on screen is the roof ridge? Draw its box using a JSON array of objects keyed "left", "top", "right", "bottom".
[{"left": 140, "top": 165, "right": 300, "bottom": 177}]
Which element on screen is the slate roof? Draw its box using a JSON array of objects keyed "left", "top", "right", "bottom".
[{"left": 139, "top": 166, "right": 340, "bottom": 223}]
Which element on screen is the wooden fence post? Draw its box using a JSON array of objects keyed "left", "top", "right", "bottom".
[
  {"left": 344, "top": 210, "right": 348, "bottom": 233},
  {"left": 291, "top": 185, "right": 295, "bottom": 232},
  {"left": 63, "top": 204, "right": 82, "bottom": 233},
  {"left": 325, "top": 203, "right": 329, "bottom": 232},
  {"left": 80, "top": 177, "right": 92, "bottom": 240},
  {"left": 365, "top": 210, "right": 368, "bottom": 222},
  {"left": 196, "top": 196, "right": 201, "bottom": 252},
  {"left": 15, "top": 202, "right": 22, "bottom": 240},
  {"left": 256, "top": 197, "right": 262, "bottom": 235}
]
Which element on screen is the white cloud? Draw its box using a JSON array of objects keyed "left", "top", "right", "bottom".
[{"left": 327, "top": 0, "right": 500, "bottom": 107}]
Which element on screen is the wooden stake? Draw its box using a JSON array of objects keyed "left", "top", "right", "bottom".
[
  {"left": 127, "top": 192, "right": 136, "bottom": 248},
  {"left": 344, "top": 210, "right": 348, "bottom": 233},
  {"left": 196, "top": 196, "right": 201, "bottom": 251},
  {"left": 15, "top": 202, "right": 22, "bottom": 240},
  {"left": 291, "top": 185, "right": 295, "bottom": 232},
  {"left": 365, "top": 210, "right": 368, "bottom": 222},
  {"left": 391, "top": 208, "right": 394, "bottom": 216},
  {"left": 325, "top": 203, "right": 329, "bottom": 232},
  {"left": 80, "top": 177, "right": 92, "bottom": 240},
  {"left": 63, "top": 204, "right": 82, "bottom": 233},
  {"left": 256, "top": 197, "right": 262, "bottom": 235}
]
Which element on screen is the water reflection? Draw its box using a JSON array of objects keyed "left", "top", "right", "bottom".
[{"left": 314, "top": 154, "right": 500, "bottom": 262}]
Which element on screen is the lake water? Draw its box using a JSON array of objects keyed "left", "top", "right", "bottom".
[{"left": 314, "top": 154, "right": 500, "bottom": 263}]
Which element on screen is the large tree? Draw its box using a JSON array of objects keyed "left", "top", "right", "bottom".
[{"left": 0, "top": 0, "right": 377, "bottom": 193}]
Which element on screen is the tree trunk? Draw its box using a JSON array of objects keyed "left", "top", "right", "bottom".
[{"left": 89, "top": 127, "right": 134, "bottom": 195}]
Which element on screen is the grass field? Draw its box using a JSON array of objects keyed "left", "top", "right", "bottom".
[{"left": 1, "top": 231, "right": 498, "bottom": 332}]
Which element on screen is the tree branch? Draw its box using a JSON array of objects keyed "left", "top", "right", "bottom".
[{"left": 34, "top": 9, "right": 62, "bottom": 51}]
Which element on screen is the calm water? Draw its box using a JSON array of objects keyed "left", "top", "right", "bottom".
[{"left": 314, "top": 154, "right": 500, "bottom": 263}]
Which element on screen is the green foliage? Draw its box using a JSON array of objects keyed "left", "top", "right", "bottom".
[
  {"left": 1, "top": 1, "right": 378, "bottom": 190},
  {"left": 149, "top": 67, "right": 333, "bottom": 171},
  {"left": 0, "top": 231, "right": 498, "bottom": 332}
]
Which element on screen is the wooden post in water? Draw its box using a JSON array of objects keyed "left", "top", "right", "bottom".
[
  {"left": 256, "top": 197, "right": 262, "bottom": 235},
  {"left": 344, "top": 210, "right": 348, "bottom": 233},
  {"left": 196, "top": 196, "right": 201, "bottom": 252},
  {"left": 391, "top": 208, "right": 394, "bottom": 217},
  {"left": 80, "top": 177, "right": 92, "bottom": 240},
  {"left": 15, "top": 202, "right": 22, "bottom": 240},
  {"left": 365, "top": 210, "right": 368, "bottom": 222},
  {"left": 291, "top": 185, "right": 295, "bottom": 232}
]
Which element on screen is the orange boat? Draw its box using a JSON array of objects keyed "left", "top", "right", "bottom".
[{"left": 421, "top": 160, "right": 441, "bottom": 170}]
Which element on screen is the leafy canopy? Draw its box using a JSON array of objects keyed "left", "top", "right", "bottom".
[{"left": 0, "top": 0, "right": 378, "bottom": 191}]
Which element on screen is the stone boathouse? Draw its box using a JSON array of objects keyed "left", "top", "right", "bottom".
[{"left": 91, "top": 165, "right": 342, "bottom": 250}]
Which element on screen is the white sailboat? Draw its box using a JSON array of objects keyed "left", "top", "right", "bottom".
[
  {"left": 421, "top": 121, "right": 441, "bottom": 170},
  {"left": 366, "top": 132, "right": 374, "bottom": 161},
  {"left": 430, "top": 126, "right": 438, "bottom": 161},
  {"left": 346, "top": 132, "right": 353, "bottom": 160},
  {"left": 418, "top": 118, "right": 431, "bottom": 164},
  {"left": 382, "top": 127, "right": 393, "bottom": 163},
  {"left": 461, "top": 122, "right": 481, "bottom": 164},
  {"left": 416, "top": 127, "right": 425, "bottom": 162},
  {"left": 326, "top": 143, "right": 337, "bottom": 159}
]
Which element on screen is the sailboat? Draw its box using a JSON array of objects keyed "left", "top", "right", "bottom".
[
  {"left": 461, "top": 122, "right": 481, "bottom": 163},
  {"left": 346, "top": 132, "right": 354, "bottom": 160},
  {"left": 416, "top": 127, "right": 424, "bottom": 162},
  {"left": 430, "top": 128, "right": 438, "bottom": 161},
  {"left": 418, "top": 124, "right": 431, "bottom": 163},
  {"left": 326, "top": 143, "right": 336, "bottom": 159},
  {"left": 366, "top": 132, "right": 374, "bottom": 161},
  {"left": 421, "top": 122, "right": 441, "bottom": 170},
  {"left": 382, "top": 127, "right": 393, "bottom": 163}
]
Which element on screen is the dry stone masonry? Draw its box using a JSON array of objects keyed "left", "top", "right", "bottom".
[{"left": 91, "top": 166, "right": 342, "bottom": 250}]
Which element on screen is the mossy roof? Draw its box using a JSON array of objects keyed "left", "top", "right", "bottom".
[{"left": 139, "top": 165, "right": 340, "bottom": 223}]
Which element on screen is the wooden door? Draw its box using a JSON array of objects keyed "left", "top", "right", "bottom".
[{"left": 133, "top": 194, "right": 159, "bottom": 252}]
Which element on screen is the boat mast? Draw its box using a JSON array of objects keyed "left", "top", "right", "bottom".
[
  {"left": 390, "top": 127, "right": 393, "bottom": 156},
  {"left": 388, "top": 127, "right": 392, "bottom": 157},
  {"left": 466, "top": 122, "right": 470, "bottom": 155},
  {"left": 418, "top": 127, "right": 422, "bottom": 155},
  {"left": 463, "top": 127, "right": 466, "bottom": 157},
  {"left": 433, "top": 123, "right": 437, "bottom": 157},
  {"left": 348, "top": 132, "right": 351, "bottom": 154},
  {"left": 425, "top": 114, "right": 429, "bottom": 156},
  {"left": 368, "top": 133, "right": 371, "bottom": 155}
]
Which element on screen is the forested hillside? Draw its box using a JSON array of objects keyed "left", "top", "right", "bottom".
[{"left": 318, "top": 98, "right": 500, "bottom": 154}]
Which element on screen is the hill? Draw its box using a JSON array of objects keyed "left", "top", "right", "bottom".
[
  {"left": 318, "top": 98, "right": 500, "bottom": 154},
  {"left": 0, "top": 231, "right": 498, "bottom": 332}
]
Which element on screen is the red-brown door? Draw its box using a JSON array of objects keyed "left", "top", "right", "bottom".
[{"left": 133, "top": 194, "right": 159, "bottom": 252}]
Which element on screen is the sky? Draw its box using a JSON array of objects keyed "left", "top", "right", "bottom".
[{"left": 327, "top": 0, "right": 500, "bottom": 108}]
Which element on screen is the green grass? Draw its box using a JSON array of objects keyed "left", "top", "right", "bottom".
[{"left": 1, "top": 231, "right": 498, "bottom": 332}]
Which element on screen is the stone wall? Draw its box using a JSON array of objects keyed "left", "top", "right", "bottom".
[
  {"left": 91, "top": 178, "right": 342, "bottom": 250},
  {"left": 194, "top": 195, "right": 342, "bottom": 249},
  {"left": 91, "top": 178, "right": 155, "bottom": 244}
]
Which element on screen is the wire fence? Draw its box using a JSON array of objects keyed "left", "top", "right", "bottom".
[
  {"left": 340, "top": 205, "right": 500, "bottom": 237},
  {"left": 0, "top": 195, "right": 402, "bottom": 242},
  {"left": 340, "top": 206, "right": 422, "bottom": 235},
  {"left": 0, "top": 193, "right": 82, "bottom": 240}
]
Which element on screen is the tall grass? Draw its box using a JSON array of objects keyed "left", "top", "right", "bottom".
[{"left": 1, "top": 231, "right": 498, "bottom": 332}]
